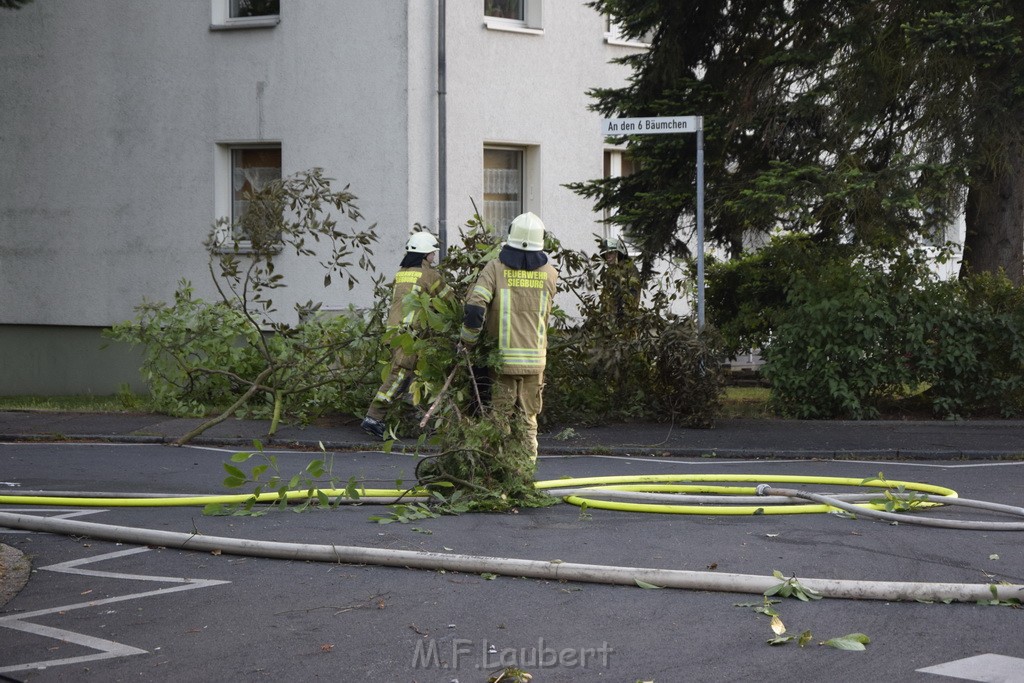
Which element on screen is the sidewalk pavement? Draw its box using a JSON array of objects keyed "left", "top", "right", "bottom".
[{"left": 2, "top": 410, "right": 1023, "bottom": 459}]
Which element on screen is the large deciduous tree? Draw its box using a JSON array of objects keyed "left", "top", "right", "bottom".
[{"left": 576, "top": 0, "right": 1024, "bottom": 284}]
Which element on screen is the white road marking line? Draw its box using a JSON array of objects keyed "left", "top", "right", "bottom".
[
  {"left": 917, "top": 653, "right": 1024, "bottom": 682},
  {"left": 540, "top": 454, "right": 1024, "bottom": 469},
  {"left": 0, "top": 509, "right": 108, "bottom": 533},
  {"left": 833, "top": 459, "right": 1024, "bottom": 469},
  {"left": 0, "top": 442, "right": 153, "bottom": 447},
  {"left": 183, "top": 444, "right": 319, "bottom": 455},
  {"left": 0, "top": 546, "right": 229, "bottom": 674}
]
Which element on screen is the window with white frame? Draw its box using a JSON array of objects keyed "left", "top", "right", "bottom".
[
  {"left": 603, "top": 149, "right": 638, "bottom": 242},
  {"left": 485, "top": 0, "right": 522, "bottom": 20},
  {"left": 214, "top": 144, "right": 282, "bottom": 248},
  {"left": 231, "top": 0, "right": 279, "bottom": 18},
  {"left": 604, "top": 16, "right": 655, "bottom": 47},
  {"left": 483, "top": 148, "right": 523, "bottom": 233},
  {"left": 484, "top": 0, "right": 542, "bottom": 34},
  {"left": 211, "top": 0, "right": 279, "bottom": 29}
]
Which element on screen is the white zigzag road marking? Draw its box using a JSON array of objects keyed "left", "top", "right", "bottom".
[
  {"left": 0, "top": 545, "right": 229, "bottom": 674},
  {"left": 0, "top": 508, "right": 107, "bottom": 533}
]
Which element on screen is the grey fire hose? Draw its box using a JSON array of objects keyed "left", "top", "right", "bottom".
[
  {"left": 1, "top": 511, "right": 1021, "bottom": 604},
  {"left": 754, "top": 485, "right": 1024, "bottom": 531}
]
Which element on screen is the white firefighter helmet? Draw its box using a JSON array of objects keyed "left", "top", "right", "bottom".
[
  {"left": 506, "top": 212, "right": 545, "bottom": 252},
  {"left": 601, "top": 236, "right": 629, "bottom": 257},
  {"left": 406, "top": 231, "right": 439, "bottom": 254}
]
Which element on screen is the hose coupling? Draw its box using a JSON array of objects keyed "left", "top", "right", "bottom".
[{"left": 755, "top": 484, "right": 772, "bottom": 496}]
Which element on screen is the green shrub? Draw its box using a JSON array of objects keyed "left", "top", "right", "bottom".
[
  {"left": 250, "top": 309, "right": 383, "bottom": 423},
  {"left": 706, "top": 235, "right": 850, "bottom": 356},
  {"left": 741, "top": 241, "right": 1024, "bottom": 420},
  {"left": 106, "top": 282, "right": 263, "bottom": 417},
  {"left": 762, "top": 253, "right": 924, "bottom": 419},
  {"left": 111, "top": 200, "right": 726, "bottom": 439},
  {"left": 915, "top": 274, "right": 1024, "bottom": 418},
  {"left": 107, "top": 285, "right": 383, "bottom": 422},
  {"left": 543, "top": 241, "right": 725, "bottom": 428},
  {"left": 651, "top": 321, "right": 724, "bottom": 427}
]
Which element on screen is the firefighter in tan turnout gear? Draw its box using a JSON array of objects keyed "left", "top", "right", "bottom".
[
  {"left": 460, "top": 212, "right": 559, "bottom": 460},
  {"left": 361, "top": 231, "right": 452, "bottom": 441}
]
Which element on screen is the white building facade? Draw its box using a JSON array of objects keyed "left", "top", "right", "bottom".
[{"left": 0, "top": 0, "right": 645, "bottom": 394}]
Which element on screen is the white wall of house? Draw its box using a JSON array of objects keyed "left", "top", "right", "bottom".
[
  {"left": 445, "top": 3, "right": 634, "bottom": 245},
  {"left": 0, "top": 0, "right": 642, "bottom": 394}
]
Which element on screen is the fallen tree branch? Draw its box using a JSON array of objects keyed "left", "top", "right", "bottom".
[{"left": 174, "top": 367, "right": 274, "bottom": 446}]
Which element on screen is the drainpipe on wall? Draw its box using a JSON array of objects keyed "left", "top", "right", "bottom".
[
  {"left": 434, "top": 0, "right": 446, "bottom": 255},
  {"left": 438, "top": 0, "right": 448, "bottom": 255}
]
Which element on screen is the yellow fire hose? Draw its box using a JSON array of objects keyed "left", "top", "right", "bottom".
[{"left": 3, "top": 473, "right": 1024, "bottom": 603}]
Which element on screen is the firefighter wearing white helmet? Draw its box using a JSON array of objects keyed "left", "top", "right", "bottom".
[
  {"left": 406, "top": 231, "right": 439, "bottom": 254},
  {"left": 460, "top": 212, "right": 558, "bottom": 460},
  {"left": 600, "top": 236, "right": 630, "bottom": 259},
  {"left": 506, "top": 211, "right": 546, "bottom": 251},
  {"left": 598, "top": 235, "right": 641, "bottom": 324},
  {"left": 361, "top": 229, "right": 452, "bottom": 440}
]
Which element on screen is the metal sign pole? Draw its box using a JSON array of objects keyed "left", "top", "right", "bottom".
[
  {"left": 696, "top": 119, "right": 705, "bottom": 330},
  {"left": 601, "top": 115, "right": 706, "bottom": 330}
]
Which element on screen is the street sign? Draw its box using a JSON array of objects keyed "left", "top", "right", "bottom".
[
  {"left": 601, "top": 116, "right": 701, "bottom": 136},
  {"left": 600, "top": 115, "right": 707, "bottom": 329}
]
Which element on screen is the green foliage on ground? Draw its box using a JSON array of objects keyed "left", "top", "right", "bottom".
[
  {"left": 106, "top": 282, "right": 262, "bottom": 418},
  {"left": 416, "top": 411, "right": 556, "bottom": 511},
  {"left": 100, "top": 193, "right": 725, "bottom": 508},
  {"left": 105, "top": 168, "right": 381, "bottom": 439},
  {"left": 204, "top": 440, "right": 364, "bottom": 516},
  {"left": 370, "top": 213, "right": 725, "bottom": 509},
  {"left": 363, "top": 215, "right": 556, "bottom": 510},
  {"left": 916, "top": 274, "right": 1024, "bottom": 418}
]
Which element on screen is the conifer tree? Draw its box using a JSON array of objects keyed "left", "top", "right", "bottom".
[{"left": 577, "top": 0, "right": 1024, "bottom": 283}]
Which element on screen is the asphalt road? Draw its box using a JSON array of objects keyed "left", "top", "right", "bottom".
[{"left": 2, "top": 442, "right": 1024, "bottom": 682}]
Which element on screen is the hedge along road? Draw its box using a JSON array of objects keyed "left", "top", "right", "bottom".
[{"left": 2, "top": 441, "right": 1024, "bottom": 681}]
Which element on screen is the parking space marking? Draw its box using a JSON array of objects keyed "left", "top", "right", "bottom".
[
  {"left": 917, "top": 653, "right": 1024, "bottom": 682},
  {"left": 0, "top": 508, "right": 107, "bottom": 533},
  {"left": 0, "top": 546, "right": 229, "bottom": 675}
]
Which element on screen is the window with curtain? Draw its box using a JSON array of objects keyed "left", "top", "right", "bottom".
[
  {"left": 483, "top": 148, "right": 524, "bottom": 234},
  {"left": 231, "top": 146, "right": 282, "bottom": 245},
  {"left": 484, "top": 0, "right": 523, "bottom": 20}
]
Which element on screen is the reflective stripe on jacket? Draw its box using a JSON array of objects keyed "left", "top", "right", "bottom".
[
  {"left": 461, "top": 258, "right": 558, "bottom": 375},
  {"left": 386, "top": 264, "right": 450, "bottom": 328},
  {"left": 386, "top": 263, "right": 451, "bottom": 369}
]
